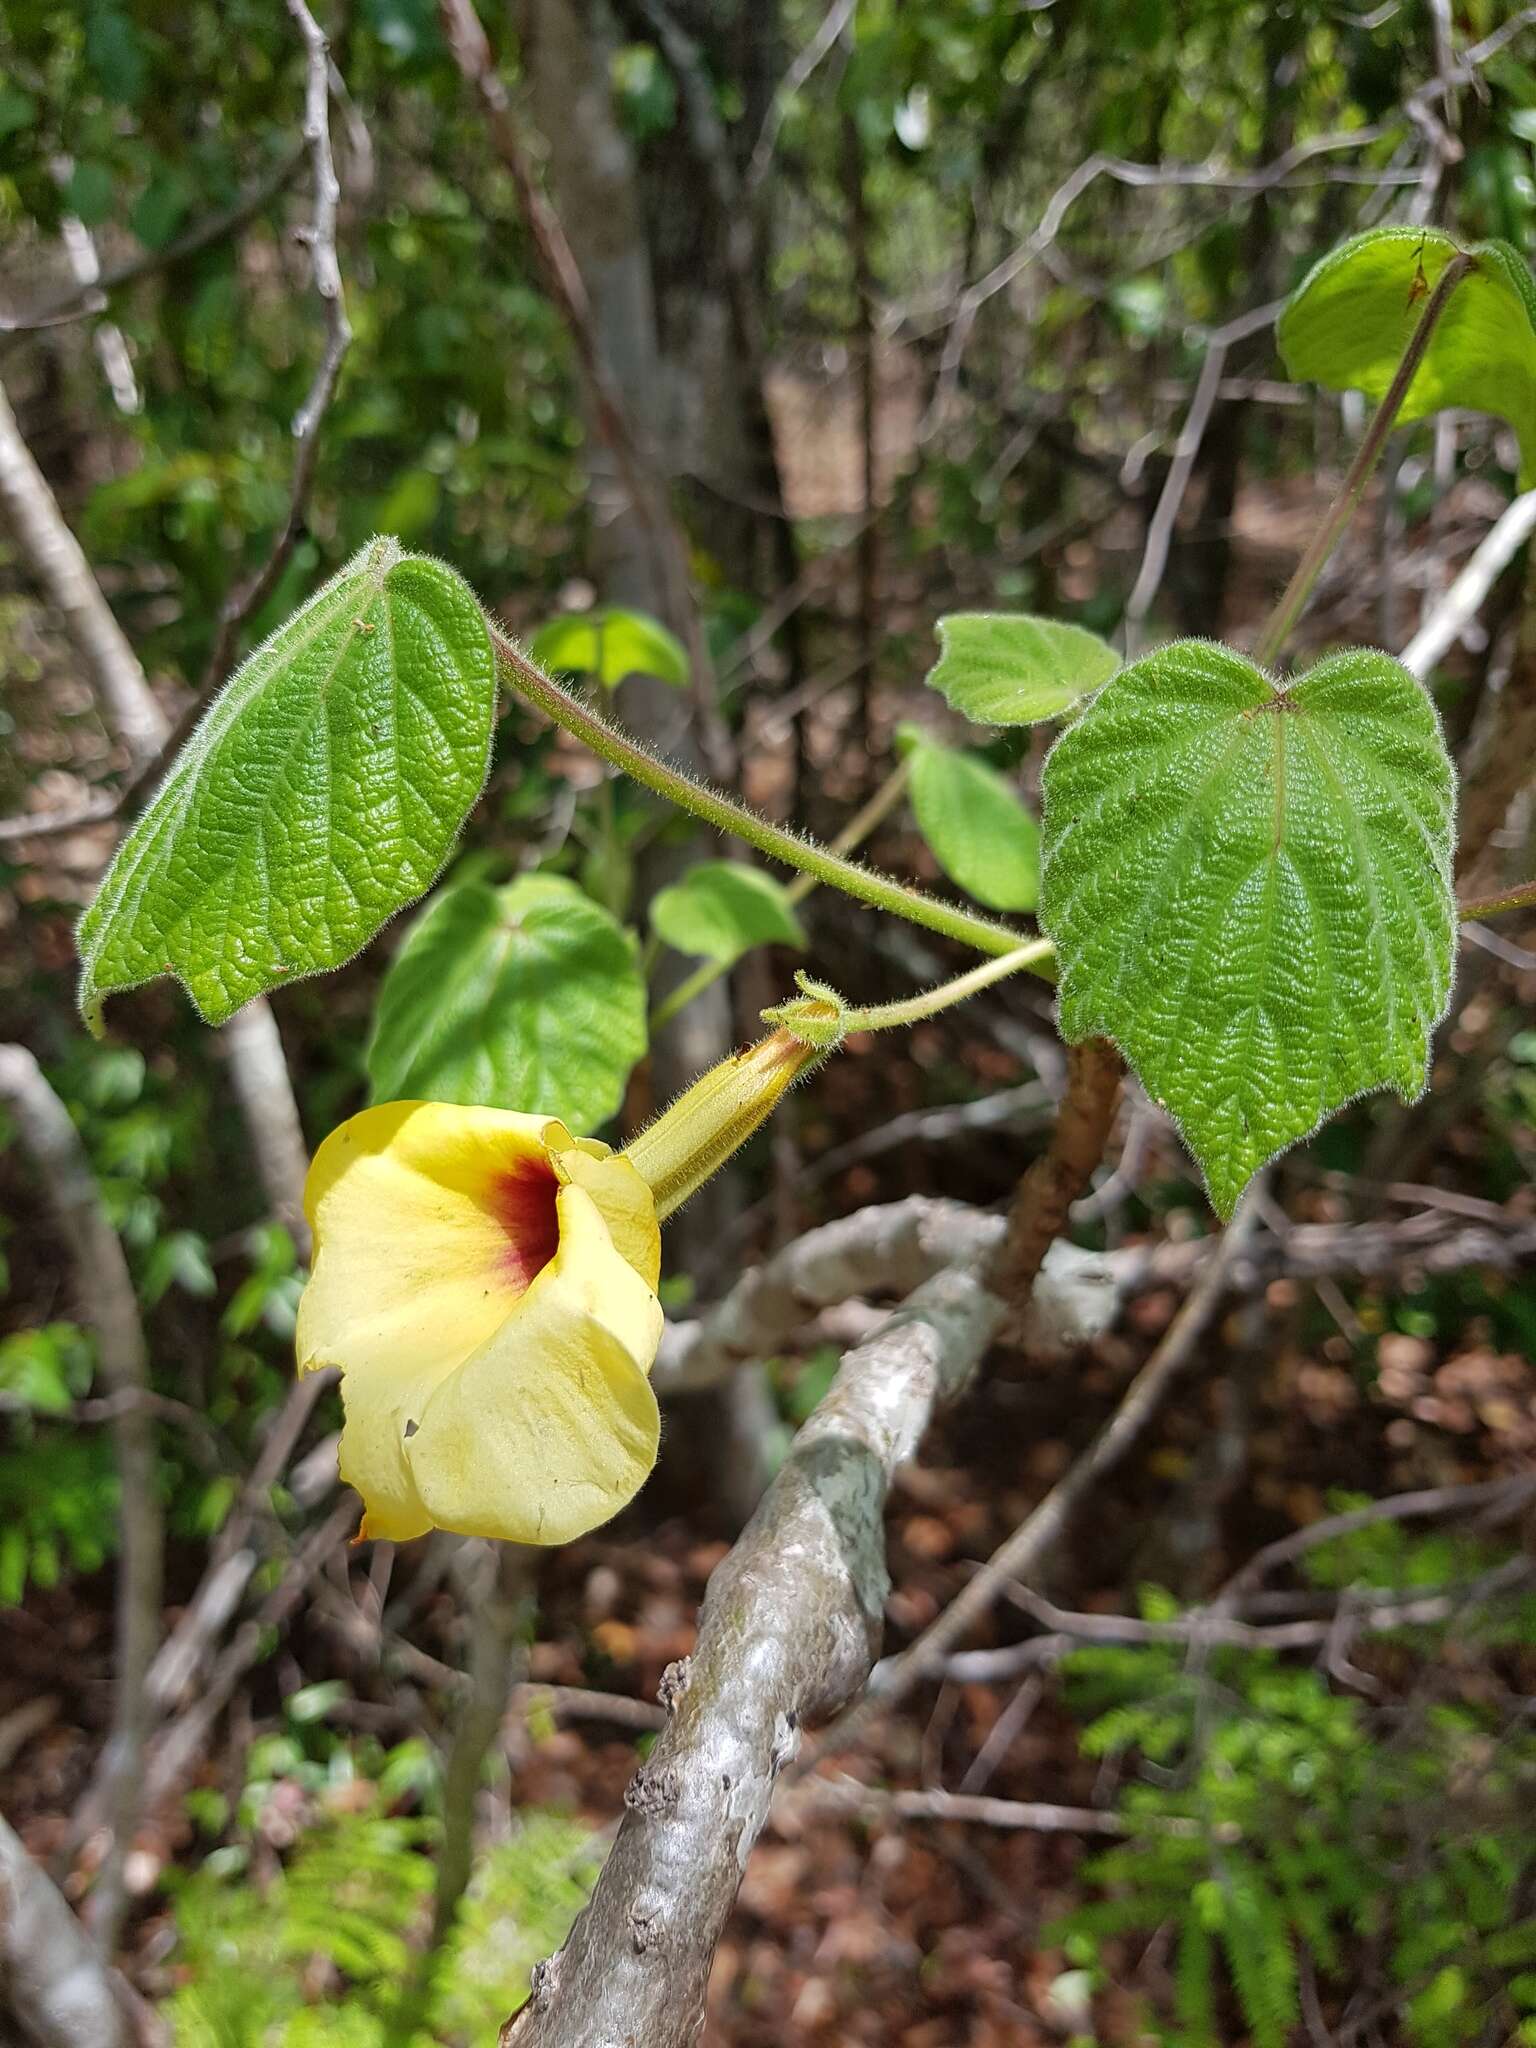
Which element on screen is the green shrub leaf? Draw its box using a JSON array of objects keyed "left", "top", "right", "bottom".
[
  {"left": 1040, "top": 640, "right": 1455, "bottom": 1216},
  {"left": 906, "top": 730, "right": 1040, "bottom": 912},
  {"left": 1278, "top": 227, "right": 1536, "bottom": 483},
  {"left": 927, "top": 612, "right": 1120, "bottom": 725},
  {"left": 78, "top": 539, "right": 496, "bottom": 1030},
  {"left": 366, "top": 873, "right": 645, "bottom": 1132},
  {"left": 528, "top": 606, "right": 689, "bottom": 690},
  {"left": 649, "top": 860, "right": 806, "bottom": 966}
]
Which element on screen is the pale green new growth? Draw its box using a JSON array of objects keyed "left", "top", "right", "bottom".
[
  {"left": 927, "top": 611, "right": 1121, "bottom": 726},
  {"left": 1277, "top": 227, "right": 1536, "bottom": 484},
  {"left": 528, "top": 606, "right": 689, "bottom": 691},
  {"left": 366, "top": 874, "right": 645, "bottom": 1132},
  {"left": 1040, "top": 641, "right": 1455, "bottom": 1216},
  {"left": 905, "top": 729, "right": 1040, "bottom": 913},
  {"left": 78, "top": 540, "right": 497, "bottom": 1030},
  {"left": 650, "top": 861, "right": 806, "bottom": 967}
]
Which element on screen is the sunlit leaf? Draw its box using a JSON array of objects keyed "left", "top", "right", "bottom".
[
  {"left": 649, "top": 862, "right": 806, "bottom": 966},
  {"left": 1040, "top": 640, "right": 1455, "bottom": 1216},
  {"left": 78, "top": 539, "right": 496, "bottom": 1030},
  {"left": 1278, "top": 227, "right": 1536, "bottom": 483},
  {"left": 528, "top": 607, "right": 689, "bottom": 691},
  {"left": 366, "top": 874, "right": 645, "bottom": 1133},
  {"left": 905, "top": 729, "right": 1040, "bottom": 912},
  {"left": 926, "top": 612, "right": 1120, "bottom": 726}
]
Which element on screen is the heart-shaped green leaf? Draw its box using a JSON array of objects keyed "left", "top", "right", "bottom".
[
  {"left": 1278, "top": 228, "right": 1536, "bottom": 483},
  {"left": 1040, "top": 640, "right": 1455, "bottom": 1216},
  {"left": 78, "top": 539, "right": 497, "bottom": 1030},
  {"left": 529, "top": 606, "right": 689, "bottom": 691},
  {"left": 649, "top": 861, "right": 806, "bottom": 967},
  {"left": 906, "top": 730, "right": 1040, "bottom": 913},
  {"left": 927, "top": 612, "right": 1120, "bottom": 726},
  {"left": 366, "top": 874, "right": 646, "bottom": 1132}
]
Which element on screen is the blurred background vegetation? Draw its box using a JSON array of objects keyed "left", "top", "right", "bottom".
[{"left": 1, "top": 1, "right": 1535, "bottom": 2042}]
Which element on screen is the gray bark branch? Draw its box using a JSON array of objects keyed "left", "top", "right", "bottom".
[
  {"left": 502, "top": 1265, "right": 1005, "bottom": 2048},
  {"left": 0, "top": 1818, "right": 128, "bottom": 2048}
]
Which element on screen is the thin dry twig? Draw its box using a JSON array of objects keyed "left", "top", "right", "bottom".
[
  {"left": 1399, "top": 487, "right": 1536, "bottom": 679},
  {"left": 0, "top": 146, "right": 306, "bottom": 334},
  {"left": 198, "top": 0, "right": 355, "bottom": 692},
  {"left": 809, "top": 1186, "right": 1265, "bottom": 1761},
  {"left": 439, "top": 0, "right": 727, "bottom": 775}
]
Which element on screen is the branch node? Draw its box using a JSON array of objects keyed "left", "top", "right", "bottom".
[
  {"left": 657, "top": 1656, "right": 691, "bottom": 1715},
  {"left": 623, "top": 1761, "right": 681, "bottom": 1818}
]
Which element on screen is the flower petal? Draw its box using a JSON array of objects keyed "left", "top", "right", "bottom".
[
  {"left": 405, "top": 1183, "right": 663, "bottom": 1544},
  {"left": 552, "top": 1141, "right": 661, "bottom": 1292},
  {"left": 297, "top": 1100, "right": 563, "bottom": 1389}
]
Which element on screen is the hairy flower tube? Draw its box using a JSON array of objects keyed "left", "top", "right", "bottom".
[{"left": 297, "top": 1029, "right": 828, "bottom": 1547}]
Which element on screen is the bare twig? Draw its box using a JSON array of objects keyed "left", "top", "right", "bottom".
[
  {"left": 503, "top": 1264, "right": 1005, "bottom": 2048},
  {"left": 0, "top": 371, "right": 310, "bottom": 1243},
  {"left": 0, "top": 1047, "right": 161, "bottom": 1957},
  {"left": 198, "top": 0, "right": 355, "bottom": 691},
  {"left": 388, "top": 1544, "right": 535, "bottom": 2048},
  {"left": 0, "top": 375, "right": 165, "bottom": 771},
  {"left": 744, "top": 0, "right": 856, "bottom": 196},
  {"left": 1123, "top": 300, "right": 1285, "bottom": 644},
  {"left": 0, "top": 146, "right": 306, "bottom": 334},
  {"left": 925, "top": 134, "right": 1388, "bottom": 432},
  {"left": 801, "top": 1778, "right": 1202, "bottom": 1840},
  {"left": 1213, "top": 1474, "right": 1536, "bottom": 1610},
  {"left": 1400, "top": 488, "right": 1536, "bottom": 679},
  {"left": 439, "top": 0, "right": 725, "bottom": 774},
  {"left": 944, "top": 1558, "right": 1535, "bottom": 1681},
  {"left": 810, "top": 1187, "right": 1264, "bottom": 1759}
]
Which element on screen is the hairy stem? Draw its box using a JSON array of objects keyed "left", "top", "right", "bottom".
[
  {"left": 1254, "top": 250, "right": 1475, "bottom": 671},
  {"left": 836, "top": 940, "right": 1056, "bottom": 1034},
  {"left": 648, "top": 761, "right": 914, "bottom": 1033},
  {"left": 491, "top": 627, "right": 1032, "bottom": 961},
  {"left": 1458, "top": 877, "right": 1536, "bottom": 921}
]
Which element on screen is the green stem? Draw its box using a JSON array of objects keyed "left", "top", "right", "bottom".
[
  {"left": 648, "top": 759, "right": 917, "bottom": 1033},
  {"left": 1253, "top": 250, "right": 1476, "bottom": 672},
  {"left": 839, "top": 939, "right": 1055, "bottom": 1032},
  {"left": 491, "top": 625, "right": 1032, "bottom": 962},
  {"left": 1458, "top": 878, "right": 1536, "bottom": 921}
]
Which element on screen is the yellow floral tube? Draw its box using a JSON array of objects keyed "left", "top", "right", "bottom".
[{"left": 297, "top": 1103, "right": 663, "bottom": 1546}]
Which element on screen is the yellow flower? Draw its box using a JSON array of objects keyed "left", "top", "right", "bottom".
[
  {"left": 297, "top": 1103, "right": 663, "bottom": 1546},
  {"left": 297, "top": 1025, "right": 836, "bottom": 1549}
]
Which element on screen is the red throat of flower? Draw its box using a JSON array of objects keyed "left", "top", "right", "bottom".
[{"left": 491, "top": 1157, "right": 562, "bottom": 1294}]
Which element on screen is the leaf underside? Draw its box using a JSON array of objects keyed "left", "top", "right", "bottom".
[
  {"left": 928, "top": 611, "right": 1121, "bottom": 726},
  {"left": 1040, "top": 640, "right": 1456, "bottom": 1216},
  {"left": 78, "top": 539, "right": 497, "bottom": 1030},
  {"left": 366, "top": 875, "right": 646, "bottom": 1133},
  {"left": 1277, "top": 227, "right": 1536, "bottom": 485}
]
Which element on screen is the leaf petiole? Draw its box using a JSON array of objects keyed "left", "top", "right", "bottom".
[
  {"left": 491, "top": 624, "right": 1039, "bottom": 965},
  {"left": 1255, "top": 250, "right": 1476, "bottom": 672}
]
